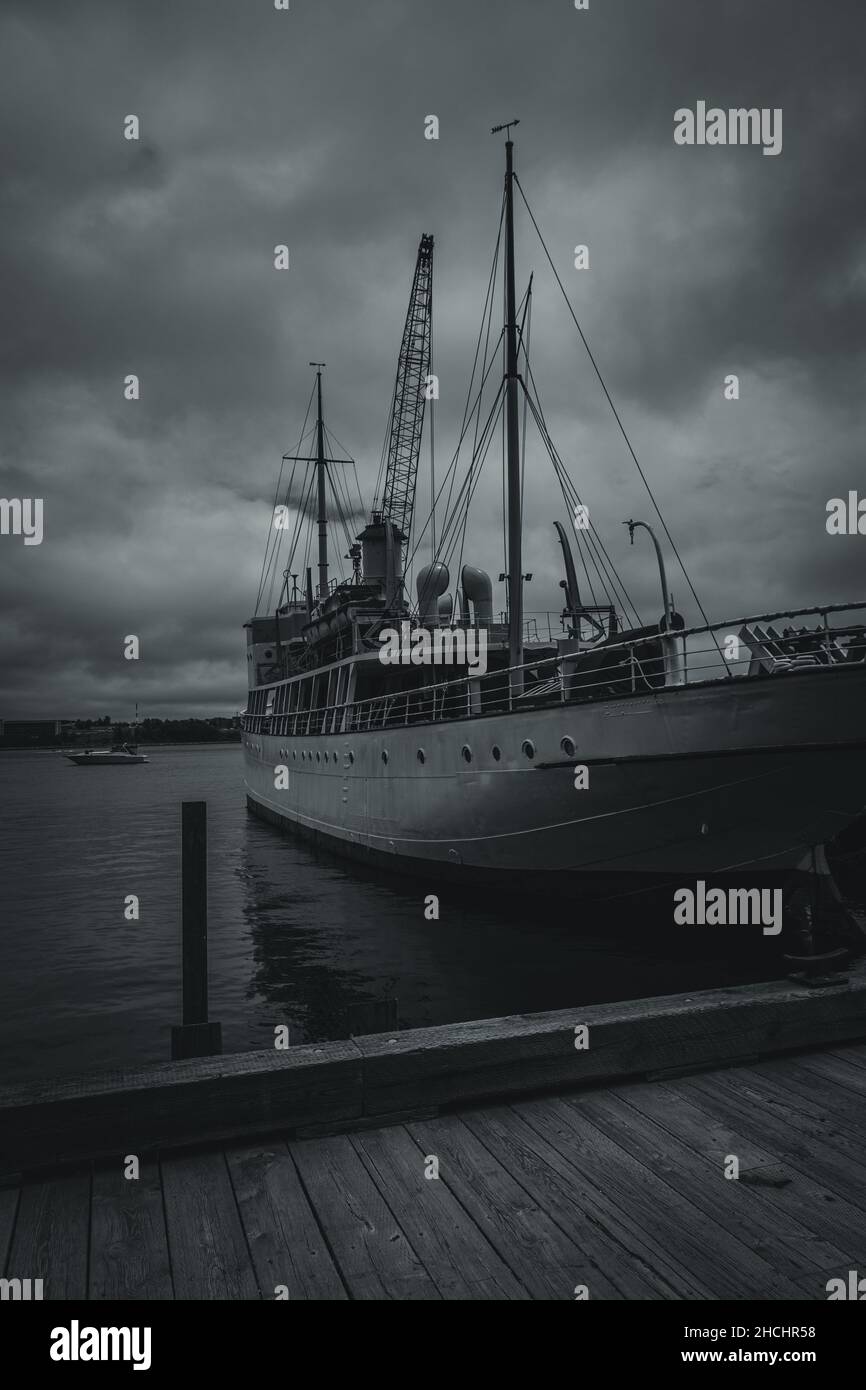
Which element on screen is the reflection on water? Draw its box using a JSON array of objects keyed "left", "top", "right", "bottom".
[{"left": 0, "top": 746, "right": 789, "bottom": 1086}]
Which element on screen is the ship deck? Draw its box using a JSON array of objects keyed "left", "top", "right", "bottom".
[{"left": 4, "top": 1037, "right": 866, "bottom": 1299}]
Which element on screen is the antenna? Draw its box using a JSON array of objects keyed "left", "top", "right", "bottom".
[{"left": 491, "top": 119, "right": 520, "bottom": 138}]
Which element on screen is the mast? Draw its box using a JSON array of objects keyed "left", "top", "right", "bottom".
[
  {"left": 312, "top": 362, "right": 329, "bottom": 601},
  {"left": 495, "top": 122, "right": 523, "bottom": 696}
]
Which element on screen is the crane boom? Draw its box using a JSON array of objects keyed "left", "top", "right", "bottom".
[{"left": 380, "top": 233, "right": 434, "bottom": 550}]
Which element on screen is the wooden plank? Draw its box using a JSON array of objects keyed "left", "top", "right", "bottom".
[
  {"left": 408, "top": 1112, "right": 644, "bottom": 1300},
  {"left": 616, "top": 1074, "right": 773, "bottom": 1170},
  {"left": 795, "top": 1260, "right": 865, "bottom": 1300},
  {"left": 290, "top": 1133, "right": 440, "bottom": 1300},
  {"left": 226, "top": 1141, "right": 347, "bottom": 1300},
  {"left": 349, "top": 1124, "right": 529, "bottom": 1300},
  {"left": 517, "top": 1094, "right": 802, "bottom": 1299},
  {"left": 679, "top": 1071, "right": 866, "bottom": 1217},
  {"left": 617, "top": 1075, "right": 866, "bottom": 1263},
  {"left": 7, "top": 1172, "right": 90, "bottom": 1299},
  {"left": 161, "top": 1151, "right": 259, "bottom": 1300},
  {"left": 690, "top": 1065, "right": 866, "bottom": 1171},
  {"left": 458, "top": 1105, "right": 703, "bottom": 1298},
  {"left": 90, "top": 1159, "right": 172, "bottom": 1300},
  {"left": 356, "top": 967, "right": 866, "bottom": 1116},
  {"left": 0, "top": 1186, "right": 19, "bottom": 1274},
  {"left": 0, "top": 1039, "right": 364, "bottom": 1176},
  {"left": 796, "top": 1049, "right": 866, "bottom": 1097},
  {"left": 825, "top": 1043, "right": 866, "bottom": 1070},
  {"left": 749, "top": 1057, "right": 866, "bottom": 1139},
  {"left": 566, "top": 1086, "right": 845, "bottom": 1278}
]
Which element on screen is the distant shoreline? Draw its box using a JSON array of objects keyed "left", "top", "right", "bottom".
[{"left": 0, "top": 741, "right": 242, "bottom": 753}]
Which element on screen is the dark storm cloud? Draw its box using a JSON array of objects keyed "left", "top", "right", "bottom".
[{"left": 0, "top": 0, "right": 864, "bottom": 716}]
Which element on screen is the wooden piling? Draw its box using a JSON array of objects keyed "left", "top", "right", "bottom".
[{"left": 171, "top": 801, "right": 222, "bottom": 1061}]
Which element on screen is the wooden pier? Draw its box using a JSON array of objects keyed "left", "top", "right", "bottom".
[{"left": 2, "top": 968, "right": 866, "bottom": 1300}]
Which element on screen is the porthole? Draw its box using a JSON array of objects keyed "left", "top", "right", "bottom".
[
  {"left": 348, "top": 751, "right": 355, "bottom": 765},
  {"left": 522, "top": 739, "right": 535, "bottom": 760},
  {"left": 301, "top": 751, "right": 306, "bottom": 761},
  {"left": 381, "top": 749, "right": 389, "bottom": 764},
  {"left": 461, "top": 745, "right": 472, "bottom": 763},
  {"left": 322, "top": 751, "right": 328, "bottom": 764},
  {"left": 561, "top": 736, "right": 576, "bottom": 758},
  {"left": 292, "top": 750, "right": 297, "bottom": 761},
  {"left": 491, "top": 745, "right": 502, "bottom": 761},
  {"left": 316, "top": 751, "right": 321, "bottom": 763},
  {"left": 417, "top": 748, "right": 426, "bottom": 763}
]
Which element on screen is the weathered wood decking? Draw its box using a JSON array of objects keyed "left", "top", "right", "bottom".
[{"left": 3, "top": 1041, "right": 866, "bottom": 1300}]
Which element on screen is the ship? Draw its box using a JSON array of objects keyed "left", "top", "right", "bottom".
[{"left": 242, "top": 128, "right": 866, "bottom": 906}]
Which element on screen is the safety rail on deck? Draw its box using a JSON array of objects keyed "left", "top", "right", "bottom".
[{"left": 241, "top": 602, "right": 866, "bottom": 739}]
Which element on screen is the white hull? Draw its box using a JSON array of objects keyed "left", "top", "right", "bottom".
[
  {"left": 65, "top": 752, "right": 149, "bottom": 765},
  {"left": 243, "top": 666, "right": 866, "bottom": 882}
]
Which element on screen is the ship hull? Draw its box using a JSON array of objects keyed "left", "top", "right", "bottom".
[
  {"left": 65, "top": 753, "right": 148, "bottom": 765},
  {"left": 243, "top": 666, "right": 866, "bottom": 885}
]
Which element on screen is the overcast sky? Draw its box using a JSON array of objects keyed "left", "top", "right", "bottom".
[{"left": 1, "top": 0, "right": 864, "bottom": 718}]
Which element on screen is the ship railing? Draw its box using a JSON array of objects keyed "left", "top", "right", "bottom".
[{"left": 240, "top": 601, "right": 866, "bottom": 736}]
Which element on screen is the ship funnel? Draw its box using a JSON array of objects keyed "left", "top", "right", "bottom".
[
  {"left": 461, "top": 565, "right": 493, "bottom": 627},
  {"left": 359, "top": 513, "right": 404, "bottom": 594},
  {"left": 416, "top": 561, "right": 449, "bottom": 625}
]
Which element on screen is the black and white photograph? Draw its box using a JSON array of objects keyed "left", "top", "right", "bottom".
[{"left": 1, "top": 0, "right": 866, "bottom": 1352}]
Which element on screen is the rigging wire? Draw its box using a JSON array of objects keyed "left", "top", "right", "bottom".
[
  {"left": 255, "top": 380, "right": 317, "bottom": 613},
  {"left": 429, "top": 302, "right": 436, "bottom": 560},
  {"left": 525, "top": 386, "right": 640, "bottom": 627},
  {"left": 404, "top": 338, "right": 504, "bottom": 580},
  {"left": 514, "top": 175, "right": 728, "bottom": 667},
  {"left": 261, "top": 426, "right": 318, "bottom": 616},
  {"left": 436, "top": 194, "right": 505, "bottom": 557},
  {"left": 521, "top": 361, "right": 642, "bottom": 628},
  {"left": 265, "top": 456, "right": 316, "bottom": 614},
  {"left": 519, "top": 276, "right": 532, "bottom": 526},
  {"left": 453, "top": 246, "right": 508, "bottom": 594},
  {"left": 433, "top": 380, "right": 507, "bottom": 573}
]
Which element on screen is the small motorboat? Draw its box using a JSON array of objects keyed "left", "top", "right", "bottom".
[{"left": 65, "top": 743, "right": 149, "bottom": 766}]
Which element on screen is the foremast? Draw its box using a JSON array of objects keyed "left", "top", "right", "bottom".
[{"left": 494, "top": 121, "right": 524, "bottom": 696}]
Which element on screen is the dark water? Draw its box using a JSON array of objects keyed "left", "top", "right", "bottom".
[{"left": 0, "top": 746, "right": 788, "bottom": 1086}]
